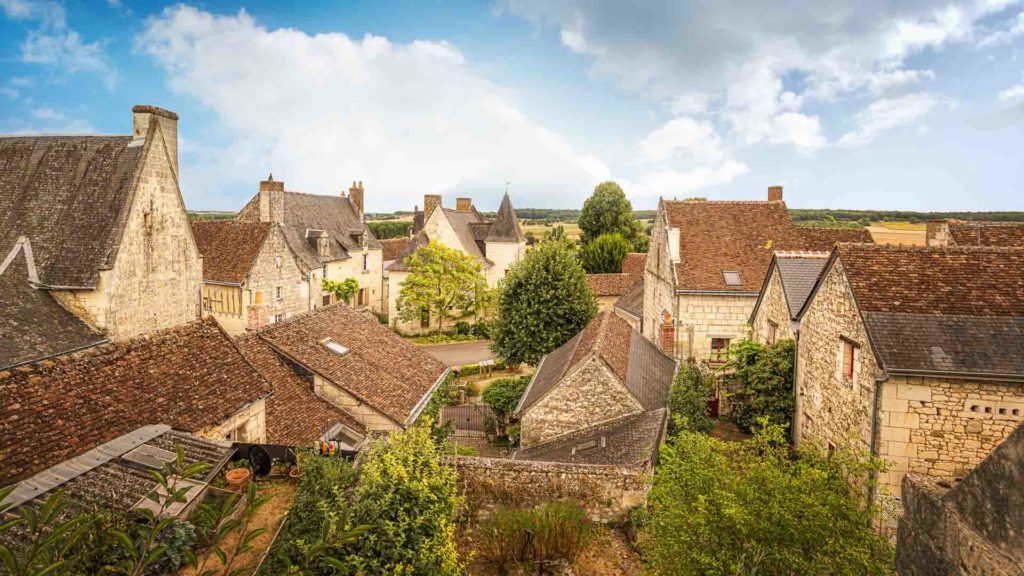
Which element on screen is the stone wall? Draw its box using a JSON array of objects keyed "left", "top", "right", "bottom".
[
  {"left": 447, "top": 455, "right": 653, "bottom": 522},
  {"left": 484, "top": 240, "right": 525, "bottom": 287},
  {"left": 642, "top": 207, "right": 675, "bottom": 346},
  {"left": 896, "top": 423, "right": 1024, "bottom": 575},
  {"left": 750, "top": 268, "right": 794, "bottom": 345},
  {"left": 676, "top": 293, "right": 756, "bottom": 363},
  {"left": 324, "top": 246, "right": 384, "bottom": 313},
  {"left": 520, "top": 356, "right": 643, "bottom": 447},
  {"left": 198, "top": 398, "right": 267, "bottom": 444},
  {"left": 313, "top": 373, "right": 401, "bottom": 431}
]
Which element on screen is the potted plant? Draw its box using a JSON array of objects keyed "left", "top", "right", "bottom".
[{"left": 287, "top": 449, "right": 302, "bottom": 480}]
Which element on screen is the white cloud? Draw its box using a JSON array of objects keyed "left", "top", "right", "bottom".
[
  {"left": 136, "top": 6, "right": 610, "bottom": 210},
  {"left": 770, "top": 113, "right": 826, "bottom": 152},
  {"left": 867, "top": 69, "right": 935, "bottom": 94},
  {"left": 999, "top": 79, "right": 1024, "bottom": 102},
  {"left": 630, "top": 161, "right": 749, "bottom": 199},
  {"left": 837, "top": 93, "right": 940, "bottom": 147},
  {"left": 978, "top": 10, "right": 1024, "bottom": 47},
  {"left": 669, "top": 92, "right": 710, "bottom": 116},
  {"left": 638, "top": 116, "right": 724, "bottom": 164}
]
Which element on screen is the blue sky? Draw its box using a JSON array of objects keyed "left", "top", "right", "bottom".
[{"left": 1, "top": 0, "right": 1023, "bottom": 212}]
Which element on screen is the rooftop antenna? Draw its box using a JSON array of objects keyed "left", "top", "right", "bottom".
[{"left": 505, "top": 180, "right": 510, "bottom": 195}]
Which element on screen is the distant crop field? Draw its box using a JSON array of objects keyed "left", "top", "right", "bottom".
[
  {"left": 877, "top": 221, "right": 927, "bottom": 231},
  {"left": 521, "top": 221, "right": 582, "bottom": 241},
  {"left": 868, "top": 223, "right": 927, "bottom": 246}
]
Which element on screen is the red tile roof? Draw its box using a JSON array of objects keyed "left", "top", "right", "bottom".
[
  {"left": 379, "top": 237, "right": 411, "bottom": 261},
  {"left": 588, "top": 273, "right": 638, "bottom": 296},
  {"left": 253, "top": 304, "right": 449, "bottom": 426},
  {"left": 948, "top": 221, "right": 1024, "bottom": 248},
  {"left": 192, "top": 221, "right": 272, "bottom": 284},
  {"left": 798, "top": 227, "right": 874, "bottom": 252},
  {"left": 621, "top": 253, "right": 647, "bottom": 276},
  {"left": 0, "top": 318, "right": 272, "bottom": 484},
  {"left": 236, "top": 334, "right": 365, "bottom": 446}
]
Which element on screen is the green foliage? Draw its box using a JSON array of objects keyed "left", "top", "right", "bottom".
[
  {"left": 789, "top": 208, "right": 1024, "bottom": 224},
  {"left": 321, "top": 278, "right": 359, "bottom": 305},
  {"left": 579, "top": 232, "right": 630, "bottom": 273},
  {"left": 419, "top": 376, "right": 456, "bottom": 444},
  {"left": 668, "top": 362, "right": 716, "bottom": 435},
  {"left": 492, "top": 239, "right": 597, "bottom": 365},
  {"left": 543, "top": 225, "right": 567, "bottom": 242},
  {"left": 367, "top": 220, "right": 413, "bottom": 239},
  {"left": 397, "top": 241, "right": 491, "bottom": 335},
  {"left": 191, "top": 480, "right": 272, "bottom": 576},
  {"left": 0, "top": 487, "right": 93, "bottom": 576},
  {"left": 464, "top": 381, "right": 481, "bottom": 399},
  {"left": 470, "top": 319, "right": 492, "bottom": 339},
  {"left": 445, "top": 443, "right": 480, "bottom": 456},
  {"left": 480, "top": 501, "right": 593, "bottom": 571},
  {"left": 643, "top": 423, "right": 894, "bottom": 576},
  {"left": 482, "top": 376, "right": 531, "bottom": 417},
  {"left": 726, "top": 338, "right": 796, "bottom": 433},
  {"left": 347, "top": 423, "right": 464, "bottom": 575},
  {"left": 578, "top": 182, "right": 645, "bottom": 250},
  {"left": 453, "top": 321, "right": 472, "bottom": 336}
]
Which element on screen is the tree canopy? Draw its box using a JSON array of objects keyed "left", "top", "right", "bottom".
[
  {"left": 579, "top": 232, "right": 630, "bottom": 273},
  {"left": 322, "top": 277, "right": 359, "bottom": 304},
  {"left": 578, "top": 181, "right": 642, "bottom": 247},
  {"left": 726, "top": 338, "right": 796, "bottom": 433},
  {"left": 491, "top": 239, "right": 597, "bottom": 365},
  {"left": 667, "top": 361, "right": 716, "bottom": 436},
  {"left": 397, "top": 241, "right": 490, "bottom": 334}
]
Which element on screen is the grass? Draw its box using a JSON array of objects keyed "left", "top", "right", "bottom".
[{"left": 409, "top": 333, "right": 482, "bottom": 345}]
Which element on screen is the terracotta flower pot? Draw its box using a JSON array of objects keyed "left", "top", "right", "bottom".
[
  {"left": 289, "top": 467, "right": 303, "bottom": 480},
  {"left": 225, "top": 467, "right": 251, "bottom": 488}
]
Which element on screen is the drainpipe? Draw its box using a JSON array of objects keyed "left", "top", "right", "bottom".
[{"left": 868, "top": 374, "right": 889, "bottom": 506}]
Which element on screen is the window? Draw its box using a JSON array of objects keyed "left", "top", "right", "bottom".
[
  {"left": 767, "top": 321, "right": 778, "bottom": 345},
  {"left": 323, "top": 294, "right": 332, "bottom": 306},
  {"left": 322, "top": 338, "right": 349, "bottom": 357},
  {"left": 722, "top": 270, "right": 742, "bottom": 287},
  {"left": 272, "top": 313, "right": 283, "bottom": 324},
  {"left": 362, "top": 254, "right": 370, "bottom": 272},
  {"left": 420, "top": 309, "right": 431, "bottom": 329},
  {"left": 841, "top": 338, "right": 859, "bottom": 381},
  {"left": 356, "top": 287, "right": 369, "bottom": 307},
  {"left": 275, "top": 255, "right": 282, "bottom": 268},
  {"left": 224, "top": 423, "right": 249, "bottom": 443},
  {"left": 254, "top": 290, "right": 263, "bottom": 305},
  {"left": 710, "top": 338, "right": 730, "bottom": 363}
]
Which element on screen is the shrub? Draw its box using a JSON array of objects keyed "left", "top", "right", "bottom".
[
  {"left": 579, "top": 232, "right": 630, "bottom": 273},
  {"left": 668, "top": 361, "right": 716, "bottom": 435},
  {"left": 727, "top": 338, "right": 796, "bottom": 433},
  {"left": 482, "top": 376, "right": 531, "bottom": 419},
  {"left": 481, "top": 501, "right": 593, "bottom": 571},
  {"left": 453, "top": 321, "right": 472, "bottom": 336},
  {"left": 505, "top": 423, "right": 521, "bottom": 447},
  {"left": 464, "top": 380, "right": 481, "bottom": 399},
  {"left": 471, "top": 319, "right": 492, "bottom": 339}
]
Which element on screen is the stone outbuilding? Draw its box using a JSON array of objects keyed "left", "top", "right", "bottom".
[
  {"left": 643, "top": 185, "right": 873, "bottom": 363},
  {"left": 794, "top": 243, "right": 1024, "bottom": 499},
  {"left": 926, "top": 219, "right": 1024, "bottom": 248},
  {"left": 242, "top": 303, "right": 450, "bottom": 432},
  {"left": 748, "top": 251, "right": 830, "bottom": 345},
  {"left": 236, "top": 178, "right": 384, "bottom": 314},
  {"left": 387, "top": 193, "right": 526, "bottom": 334},
  {"left": 514, "top": 311, "right": 676, "bottom": 462},
  {"left": 0, "top": 105, "right": 202, "bottom": 344}
]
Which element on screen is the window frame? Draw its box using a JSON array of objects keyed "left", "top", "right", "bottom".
[
  {"left": 840, "top": 337, "right": 860, "bottom": 383},
  {"left": 767, "top": 320, "right": 778, "bottom": 345},
  {"left": 710, "top": 337, "right": 731, "bottom": 363}
]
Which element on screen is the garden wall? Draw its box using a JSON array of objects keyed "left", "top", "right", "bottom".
[{"left": 446, "top": 456, "right": 652, "bottom": 522}]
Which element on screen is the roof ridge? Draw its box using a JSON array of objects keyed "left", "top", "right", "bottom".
[
  {"left": 841, "top": 243, "right": 1022, "bottom": 254},
  {"left": 664, "top": 199, "right": 783, "bottom": 205},
  {"left": 515, "top": 409, "right": 653, "bottom": 453}
]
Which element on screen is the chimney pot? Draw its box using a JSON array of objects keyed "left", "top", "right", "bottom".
[
  {"left": 768, "top": 185, "right": 784, "bottom": 202},
  {"left": 456, "top": 198, "right": 473, "bottom": 212}
]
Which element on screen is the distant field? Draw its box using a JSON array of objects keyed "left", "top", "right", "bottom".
[
  {"left": 521, "top": 221, "right": 582, "bottom": 241},
  {"left": 869, "top": 222, "right": 927, "bottom": 246}
]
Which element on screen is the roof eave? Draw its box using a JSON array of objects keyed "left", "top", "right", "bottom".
[
  {"left": 882, "top": 368, "right": 1024, "bottom": 384},
  {"left": 404, "top": 367, "right": 452, "bottom": 427}
]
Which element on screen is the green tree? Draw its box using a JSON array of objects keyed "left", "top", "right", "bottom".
[
  {"left": 482, "top": 376, "right": 531, "bottom": 437},
  {"left": 643, "top": 423, "right": 894, "bottom": 576},
  {"left": 543, "top": 225, "right": 566, "bottom": 242},
  {"left": 726, "top": 338, "right": 796, "bottom": 433},
  {"left": 322, "top": 278, "right": 359, "bottom": 304},
  {"left": 492, "top": 239, "right": 597, "bottom": 365},
  {"left": 579, "top": 232, "right": 630, "bottom": 273},
  {"left": 397, "top": 241, "right": 490, "bottom": 335},
  {"left": 577, "top": 181, "right": 643, "bottom": 248},
  {"left": 347, "top": 422, "right": 463, "bottom": 575},
  {"left": 668, "top": 361, "right": 716, "bottom": 435}
]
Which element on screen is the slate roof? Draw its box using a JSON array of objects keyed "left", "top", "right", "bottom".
[
  {"left": 820, "top": 244, "right": 1024, "bottom": 380},
  {"left": 1, "top": 240, "right": 108, "bottom": 369},
  {"left": 379, "top": 237, "right": 412, "bottom": 261},
  {"left": 236, "top": 334, "right": 365, "bottom": 446},
  {"left": 947, "top": 221, "right": 1024, "bottom": 248},
  {"left": 0, "top": 318, "right": 272, "bottom": 484},
  {"left": 513, "top": 408, "right": 666, "bottom": 467},
  {"left": 516, "top": 311, "right": 676, "bottom": 416},
  {"left": 773, "top": 253, "right": 830, "bottom": 319},
  {"left": 192, "top": 221, "right": 272, "bottom": 284},
  {"left": 614, "top": 278, "right": 644, "bottom": 318},
  {"left": 236, "top": 189, "right": 381, "bottom": 270},
  {"left": 486, "top": 193, "right": 526, "bottom": 242},
  {"left": 797, "top": 227, "right": 874, "bottom": 252},
  {"left": 0, "top": 135, "right": 145, "bottom": 288},
  {"left": 252, "top": 304, "right": 449, "bottom": 426}
]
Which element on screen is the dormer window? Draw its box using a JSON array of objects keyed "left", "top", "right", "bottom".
[
  {"left": 723, "top": 270, "right": 742, "bottom": 287},
  {"left": 321, "top": 338, "right": 349, "bottom": 357}
]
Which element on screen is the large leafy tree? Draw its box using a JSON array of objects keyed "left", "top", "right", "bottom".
[
  {"left": 397, "top": 241, "right": 490, "bottom": 334},
  {"left": 578, "top": 181, "right": 643, "bottom": 248},
  {"left": 726, "top": 338, "right": 796, "bottom": 433},
  {"left": 492, "top": 239, "right": 597, "bottom": 365},
  {"left": 667, "top": 361, "right": 716, "bottom": 436},
  {"left": 644, "top": 424, "right": 894, "bottom": 576},
  {"left": 579, "top": 232, "right": 630, "bottom": 273}
]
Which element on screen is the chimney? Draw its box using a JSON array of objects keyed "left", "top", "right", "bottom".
[
  {"left": 768, "top": 185, "right": 784, "bottom": 202},
  {"left": 132, "top": 105, "right": 179, "bottom": 178},
  {"left": 424, "top": 194, "right": 442, "bottom": 218},
  {"left": 456, "top": 198, "right": 473, "bottom": 212},
  {"left": 926, "top": 221, "right": 952, "bottom": 247},
  {"left": 258, "top": 174, "right": 285, "bottom": 225},
  {"left": 349, "top": 180, "right": 365, "bottom": 221}
]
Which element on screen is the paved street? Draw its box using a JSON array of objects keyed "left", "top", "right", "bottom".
[{"left": 420, "top": 340, "right": 495, "bottom": 366}]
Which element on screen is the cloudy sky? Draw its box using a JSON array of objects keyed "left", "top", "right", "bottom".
[{"left": 1, "top": 0, "right": 1022, "bottom": 212}]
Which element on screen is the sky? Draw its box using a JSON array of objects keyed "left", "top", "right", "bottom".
[{"left": 1, "top": 0, "right": 1023, "bottom": 212}]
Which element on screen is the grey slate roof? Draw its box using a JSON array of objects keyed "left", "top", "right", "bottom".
[
  {"left": 614, "top": 278, "right": 644, "bottom": 318},
  {"left": 486, "top": 193, "right": 526, "bottom": 242},
  {"left": 776, "top": 256, "right": 829, "bottom": 319},
  {"left": 863, "top": 312, "right": 1024, "bottom": 380},
  {"left": 513, "top": 408, "right": 666, "bottom": 467},
  {"left": 0, "top": 240, "right": 108, "bottom": 369},
  {"left": 0, "top": 135, "right": 145, "bottom": 288}
]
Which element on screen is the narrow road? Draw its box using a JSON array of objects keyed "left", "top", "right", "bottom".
[{"left": 420, "top": 340, "right": 495, "bottom": 367}]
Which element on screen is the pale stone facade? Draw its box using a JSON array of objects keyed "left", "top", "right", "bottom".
[
  {"left": 520, "top": 357, "right": 644, "bottom": 447},
  {"left": 323, "top": 246, "right": 384, "bottom": 312},
  {"left": 483, "top": 240, "right": 526, "bottom": 286},
  {"left": 750, "top": 268, "right": 795, "bottom": 345},
  {"left": 676, "top": 294, "right": 755, "bottom": 364},
  {"left": 198, "top": 398, "right": 268, "bottom": 444},
  {"left": 313, "top": 374, "right": 402, "bottom": 432},
  {"left": 51, "top": 108, "right": 202, "bottom": 340},
  {"left": 642, "top": 208, "right": 675, "bottom": 349}
]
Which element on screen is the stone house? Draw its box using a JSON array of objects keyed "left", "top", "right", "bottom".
[
  {"left": 926, "top": 219, "right": 1024, "bottom": 248},
  {"left": 236, "top": 178, "right": 384, "bottom": 314},
  {"left": 794, "top": 243, "right": 1024, "bottom": 499},
  {"left": 587, "top": 252, "right": 646, "bottom": 312},
  {"left": 748, "top": 251, "right": 830, "bottom": 345},
  {"left": 513, "top": 311, "right": 676, "bottom": 464},
  {"left": 643, "top": 186, "right": 873, "bottom": 363},
  {"left": 387, "top": 193, "right": 526, "bottom": 333},
  {"left": 192, "top": 220, "right": 308, "bottom": 335},
  {"left": 242, "top": 303, "right": 450, "bottom": 432},
  {"left": 0, "top": 105, "right": 202, "bottom": 342},
  {"left": 0, "top": 317, "right": 272, "bottom": 485}
]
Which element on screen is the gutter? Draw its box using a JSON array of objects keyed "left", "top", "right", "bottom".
[
  {"left": 513, "top": 354, "right": 547, "bottom": 417},
  {"left": 676, "top": 290, "right": 759, "bottom": 297},
  {"left": 405, "top": 367, "right": 452, "bottom": 427},
  {"left": 203, "top": 280, "right": 243, "bottom": 287},
  {"left": 882, "top": 368, "right": 1024, "bottom": 384}
]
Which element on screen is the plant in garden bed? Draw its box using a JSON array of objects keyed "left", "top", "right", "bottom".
[
  {"left": 480, "top": 501, "right": 593, "bottom": 572},
  {"left": 725, "top": 338, "right": 796, "bottom": 433},
  {"left": 668, "top": 360, "right": 717, "bottom": 436}
]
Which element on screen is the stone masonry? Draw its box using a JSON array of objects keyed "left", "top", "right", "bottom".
[{"left": 750, "top": 267, "right": 795, "bottom": 344}]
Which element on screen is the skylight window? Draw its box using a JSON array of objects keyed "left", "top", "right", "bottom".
[
  {"left": 322, "top": 339, "right": 349, "bottom": 357},
  {"left": 723, "top": 270, "right": 742, "bottom": 286}
]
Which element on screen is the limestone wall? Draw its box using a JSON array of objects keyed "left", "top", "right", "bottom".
[
  {"left": 447, "top": 455, "right": 652, "bottom": 522},
  {"left": 314, "top": 373, "right": 401, "bottom": 431},
  {"left": 519, "top": 356, "right": 644, "bottom": 447},
  {"left": 198, "top": 398, "right": 267, "bottom": 444},
  {"left": 484, "top": 241, "right": 525, "bottom": 287},
  {"left": 324, "top": 247, "right": 384, "bottom": 313},
  {"left": 676, "top": 294, "right": 756, "bottom": 363},
  {"left": 750, "top": 268, "right": 794, "bottom": 345},
  {"left": 642, "top": 208, "right": 675, "bottom": 346}
]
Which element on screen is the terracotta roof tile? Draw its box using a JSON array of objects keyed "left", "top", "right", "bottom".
[
  {"left": 798, "top": 227, "right": 873, "bottom": 252},
  {"left": 254, "top": 304, "right": 448, "bottom": 425},
  {"left": 0, "top": 318, "right": 272, "bottom": 484},
  {"left": 948, "top": 221, "right": 1024, "bottom": 248},
  {"left": 379, "top": 237, "right": 411, "bottom": 261},
  {"left": 588, "top": 273, "right": 638, "bottom": 296},
  {"left": 192, "top": 221, "right": 272, "bottom": 284},
  {"left": 621, "top": 253, "right": 646, "bottom": 276}
]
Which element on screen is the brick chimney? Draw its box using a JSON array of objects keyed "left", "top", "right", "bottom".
[
  {"left": 132, "top": 105, "right": 179, "bottom": 178},
  {"left": 926, "top": 221, "right": 952, "bottom": 247},
  {"left": 659, "top": 311, "right": 676, "bottom": 357},
  {"left": 424, "top": 194, "right": 442, "bottom": 218},
  {"left": 348, "top": 181, "right": 364, "bottom": 220},
  {"left": 258, "top": 174, "right": 285, "bottom": 225},
  {"left": 456, "top": 198, "right": 473, "bottom": 212},
  {"left": 768, "top": 185, "right": 784, "bottom": 202}
]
